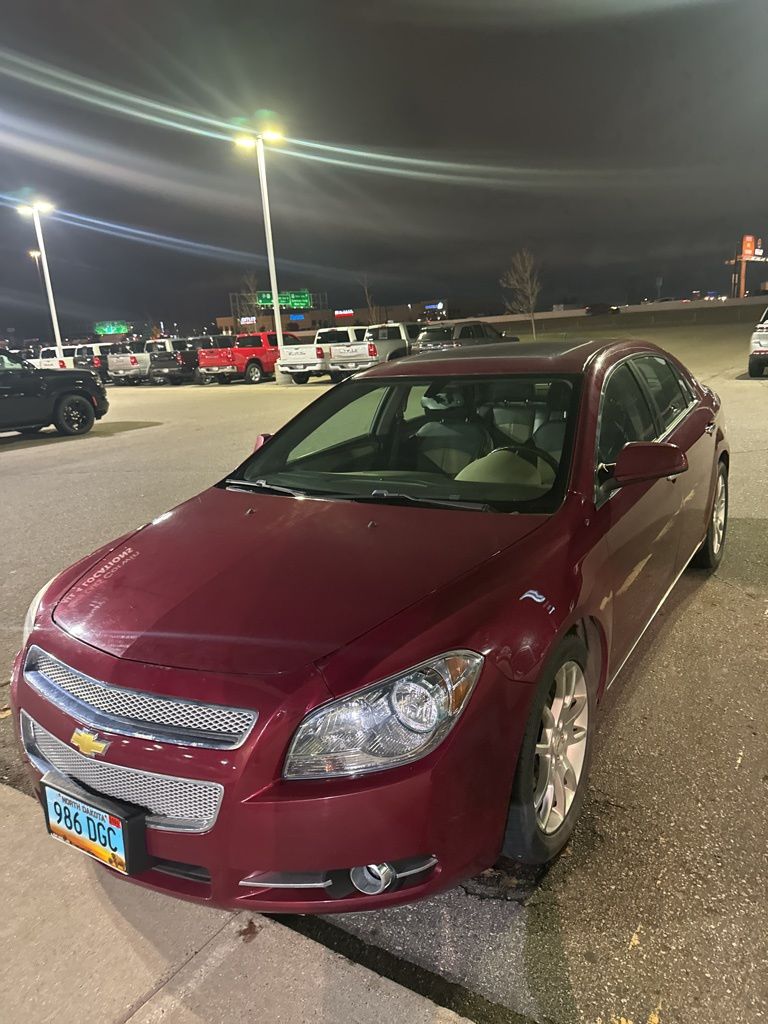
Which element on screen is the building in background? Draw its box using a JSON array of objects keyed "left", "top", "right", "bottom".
[{"left": 216, "top": 297, "right": 454, "bottom": 335}]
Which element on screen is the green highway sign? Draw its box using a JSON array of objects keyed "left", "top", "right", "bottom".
[
  {"left": 94, "top": 320, "right": 132, "bottom": 335},
  {"left": 256, "top": 289, "right": 312, "bottom": 309}
]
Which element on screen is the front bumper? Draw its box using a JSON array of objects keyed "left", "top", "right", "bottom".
[
  {"left": 94, "top": 393, "right": 109, "bottom": 419},
  {"left": 10, "top": 631, "right": 521, "bottom": 913}
]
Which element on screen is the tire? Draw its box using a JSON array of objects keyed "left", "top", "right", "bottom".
[
  {"left": 502, "top": 635, "right": 595, "bottom": 865},
  {"left": 17, "top": 425, "right": 44, "bottom": 435},
  {"left": 748, "top": 358, "right": 764, "bottom": 378},
  {"left": 691, "top": 461, "right": 728, "bottom": 570},
  {"left": 53, "top": 394, "right": 95, "bottom": 436},
  {"left": 169, "top": 377, "right": 184, "bottom": 386},
  {"left": 245, "top": 362, "right": 264, "bottom": 384},
  {"left": 329, "top": 371, "right": 345, "bottom": 384},
  {"left": 291, "top": 373, "right": 309, "bottom": 385},
  {"left": 217, "top": 375, "right": 232, "bottom": 385}
]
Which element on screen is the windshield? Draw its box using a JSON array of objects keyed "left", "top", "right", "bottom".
[{"left": 228, "top": 374, "right": 580, "bottom": 513}]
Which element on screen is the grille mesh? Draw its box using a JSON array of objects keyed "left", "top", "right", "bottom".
[
  {"left": 26, "top": 715, "right": 223, "bottom": 831},
  {"left": 25, "top": 647, "right": 255, "bottom": 747}
]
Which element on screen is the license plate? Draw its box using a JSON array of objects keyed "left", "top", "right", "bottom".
[{"left": 40, "top": 771, "right": 149, "bottom": 876}]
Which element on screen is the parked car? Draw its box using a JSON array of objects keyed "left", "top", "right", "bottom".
[
  {"left": 146, "top": 338, "right": 199, "bottom": 385},
  {"left": 0, "top": 349, "right": 109, "bottom": 435},
  {"left": 279, "top": 327, "right": 367, "bottom": 384},
  {"left": 10, "top": 339, "right": 728, "bottom": 913},
  {"left": 585, "top": 304, "right": 621, "bottom": 316},
  {"left": 73, "top": 343, "right": 114, "bottom": 384},
  {"left": 107, "top": 340, "right": 151, "bottom": 384},
  {"left": 33, "top": 346, "right": 78, "bottom": 370},
  {"left": 748, "top": 307, "right": 768, "bottom": 377},
  {"left": 413, "top": 320, "right": 506, "bottom": 353},
  {"left": 329, "top": 322, "right": 421, "bottom": 375},
  {"left": 196, "top": 332, "right": 287, "bottom": 384}
]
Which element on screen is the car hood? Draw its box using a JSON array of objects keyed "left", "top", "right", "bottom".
[{"left": 53, "top": 486, "right": 546, "bottom": 676}]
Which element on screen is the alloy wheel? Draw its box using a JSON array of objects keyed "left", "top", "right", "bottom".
[
  {"left": 712, "top": 472, "right": 727, "bottom": 555},
  {"left": 533, "top": 661, "right": 589, "bottom": 834},
  {"left": 63, "top": 398, "right": 89, "bottom": 433}
]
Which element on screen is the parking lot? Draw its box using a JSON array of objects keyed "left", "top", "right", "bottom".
[{"left": 2, "top": 327, "right": 766, "bottom": 1024}]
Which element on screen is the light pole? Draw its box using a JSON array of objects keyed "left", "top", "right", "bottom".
[
  {"left": 234, "top": 129, "right": 285, "bottom": 350},
  {"left": 18, "top": 201, "right": 64, "bottom": 360}
]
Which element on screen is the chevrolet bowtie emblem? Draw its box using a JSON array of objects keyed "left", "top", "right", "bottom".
[{"left": 70, "top": 728, "right": 110, "bottom": 758}]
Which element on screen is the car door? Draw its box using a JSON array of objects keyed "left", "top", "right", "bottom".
[
  {"left": 0, "top": 353, "right": 49, "bottom": 427},
  {"left": 592, "top": 360, "right": 684, "bottom": 675},
  {"left": 630, "top": 354, "right": 717, "bottom": 573}
]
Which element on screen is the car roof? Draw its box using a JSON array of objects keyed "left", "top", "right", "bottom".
[{"left": 360, "top": 338, "right": 665, "bottom": 378}]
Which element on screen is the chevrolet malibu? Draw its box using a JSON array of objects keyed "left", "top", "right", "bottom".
[{"left": 11, "top": 339, "right": 729, "bottom": 912}]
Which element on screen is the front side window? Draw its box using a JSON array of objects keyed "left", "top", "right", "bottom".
[
  {"left": 632, "top": 355, "right": 689, "bottom": 432},
  {"left": 597, "top": 363, "right": 657, "bottom": 466},
  {"left": 0, "top": 352, "right": 23, "bottom": 371},
  {"left": 228, "top": 374, "right": 580, "bottom": 514}
]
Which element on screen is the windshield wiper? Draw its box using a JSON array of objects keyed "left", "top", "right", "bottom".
[
  {"left": 224, "top": 478, "right": 308, "bottom": 497},
  {"left": 353, "top": 489, "right": 493, "bottom": 512}
]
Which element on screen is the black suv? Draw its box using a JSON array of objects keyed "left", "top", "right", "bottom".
[{"left": 0, "top": 350, "right": 109, "bottom": 436}]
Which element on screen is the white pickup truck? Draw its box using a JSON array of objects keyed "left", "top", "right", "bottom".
[
  {"left": 328, "top": 322, "right": 421, "bottom": 375},
  {"left": 279, "top": 327, "right": 367, "bottom": 384}
]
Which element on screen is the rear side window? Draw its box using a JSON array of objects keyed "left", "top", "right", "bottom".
[
  {"left": 406, "top": 324, "right": 421, "bottom": 339},
  {"left": 597, "top": 363, "right": 657, "bottom": 465},
  {"left": 237, "top": 336, "right": 263, "bottom": 348},
  {"left": 632, "top": 355, "right": 689, "bottom": 432}
]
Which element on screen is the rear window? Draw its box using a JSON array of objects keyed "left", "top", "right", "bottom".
[
  {"left": 145, "top": 341, "right": 167, "bottom": 353},
  {"left": 417, "top": 327, "right": 452, "bottom": 342},
  {"left": 317, "top": 330, "right": 353, "bottom": 344},
  {"left": 282, "top": 335, "right": 307, "bottom": 346},
  {"left": 365, "top": 326, "right": 403, "bottom": 342},
  {"left": 40, "top": 349, "right": 55, "bottom": 358},
  {"left": 77, "top": 346, "right": 94, "bottom": 357},
  {"left": 269, "top": 334, "right": 282, "bottom": 347}
]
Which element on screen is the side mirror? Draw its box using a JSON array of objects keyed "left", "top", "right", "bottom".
[
  {"left": 253, "top": 432, "right": 273, "bottom": 452},
  {"left": 501, "top": 332, "right": 520, "bottom": 342},
  {"left": 603, "top": 441, "right": 688, "bottom": 493}
]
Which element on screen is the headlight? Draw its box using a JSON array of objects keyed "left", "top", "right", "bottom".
[
  {"left": 283, "top": 650, "right": 484, "bottom": 780},
  {"left": 21, "top": 579, "right": 54, "bottom": 648}
]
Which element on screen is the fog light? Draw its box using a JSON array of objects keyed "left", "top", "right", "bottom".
[{"left": 349, "top": 863, "right": 396, "bottom": 895}]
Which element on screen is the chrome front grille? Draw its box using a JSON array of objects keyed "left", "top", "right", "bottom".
[
  {"left": 21, "top": 712, "right": 223, "bottom": 832},
  {"left": 24, "top": 646, "right": 256, "bottom": 748}
]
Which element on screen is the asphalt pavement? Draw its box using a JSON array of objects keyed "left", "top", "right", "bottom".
[{"left": 1, "top": 327, "right": 766, "bottom": 1024}]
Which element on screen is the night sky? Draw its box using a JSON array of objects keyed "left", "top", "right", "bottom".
[{"left": 2, "top": 0, "right": 767, "bottom": 337}]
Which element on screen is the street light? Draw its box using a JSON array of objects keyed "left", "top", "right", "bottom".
[
  {"left": 234, "top": 129, "right": 285, "bottom": 349},
  {"left": 18, "top": 201, "right": 64, "bottom": 360}
]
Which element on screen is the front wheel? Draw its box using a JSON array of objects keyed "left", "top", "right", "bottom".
[
  {"left": 748, "top": 358, "right": 764, "bottom": 378},
  {"left": 53, "top": 395, "right": 95, "bottom": 436},
  {"left": 691, "top": 462, "right": 728, "bottom": 570},
  {"left": 245, "top": 362, "right": 263, "bottom": 384},
  {"left": 502, "top": 635, "right": 594, "bottom": 864},
  {"left": 291, "top": 373, "right": 309, "bottom": 385}
]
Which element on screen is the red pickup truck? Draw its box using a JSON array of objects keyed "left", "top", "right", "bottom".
[{"left": 197, "top": 333, "right": 295, "bottom": 384}]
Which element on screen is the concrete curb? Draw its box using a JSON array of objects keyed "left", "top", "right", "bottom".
[{"left": 0, "top": 783, "right": 467, "bottom": 1024}]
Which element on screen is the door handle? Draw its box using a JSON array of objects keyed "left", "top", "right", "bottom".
[{"left": 704, "top": 421, "right": 716, "bottom": 435}]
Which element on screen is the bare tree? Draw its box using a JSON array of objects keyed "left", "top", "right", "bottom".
[
  {"left": 358, "top": 273, "right": 382, "bottom": 324},
  {"left": 500, "top": 249, "right": 541, "bottom": 339}
]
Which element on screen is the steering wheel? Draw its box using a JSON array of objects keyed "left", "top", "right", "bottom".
[{"left": 489, "top": 443, "right": 560, "bottom": 475}]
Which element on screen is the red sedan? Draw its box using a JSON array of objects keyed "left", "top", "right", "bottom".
[{"left": 10, "top": 339, "right": 728, "bottom": 911}]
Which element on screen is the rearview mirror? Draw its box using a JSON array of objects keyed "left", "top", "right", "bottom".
[
  {"left": 604, "top": 441, "right": 688, "bottom": 493},
  {"left": 253, "top": 433, "right": 273, "bottom": 452}
]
